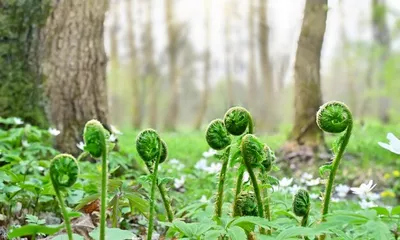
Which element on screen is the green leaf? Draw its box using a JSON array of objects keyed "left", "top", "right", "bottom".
[
  {"left": 228, "top": 216, "right": 278, "bottom": 232},
  {"left": 227, "top": 226, "right": 247, "bottom": 240},
  {"left": 173, "top": 220, "right": 193, "bottom": 237},
  {"left": 319, "top": 164, "right": 332, "bottom": 177},
  {"left": 89, "top": 227, "right": 133, "bottom": 240},
  {"left": 371, "top": 207, "right": 389, "bottom": 216},
  {"left": 266, "top": 175, "right": 279, "bottom": 186},
  {"left": 52, "top": 233, "right": 85, "bottom": 240},
  {"left": 204, "top": 229, "right": 226, "bottom": 240},
  {"left": 8, "top": 224, "right": 63, "bottom": 238},
  {"left": 74, "top": 193, "right": 100, "bottom": 211},
  {"left": 125, "top": 192, "right": 149, "bottom": 216},
  {"left": 366, "top": 220, "right": 391, "bottom": 239},
  {"left": 159, "top": 177, "right": 174, "bottom": 186},
  {"left": 391, "top": 205, "right": 400, "bottom": 216}
]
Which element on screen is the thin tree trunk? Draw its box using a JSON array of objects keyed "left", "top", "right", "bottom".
[
  {"left": 164, "top": 0, "right": 179, "bottom": 131},
  {"left": 144, "top": 0, "right": 159, "bottom": 128},
  {"left": 247, "top": 0, "right": 257, "bottom": 111},
  {"left": 372, "top": 0, "right": 390, "bottom": 123},
  {"left": 126, "top": 0, "right": 142, "bottom": 129},
  {"left": 110, "top": 2, "right": 119, "bottom": 75},
  {"left": 225, "top": 2, "right": 234, "bottom": 108},
  {"left": 289, "top": 0, "right": 327, "bottom": 147},
  {"left": 259, "top": 0, "right": 275, "bottom": 130},
  {"left": 193, "top": 0, "right": 211, "bottom": 130},
  {"left": 41, "top": 0, "right": 109, "bottom": 155}
]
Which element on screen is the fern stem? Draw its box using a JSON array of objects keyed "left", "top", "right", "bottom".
[{"left": 214, "top": 147, "right": 231, "bottom": 218}]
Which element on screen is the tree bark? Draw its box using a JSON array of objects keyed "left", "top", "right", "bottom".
[
  {"left": 224, "top": 2, "right": 234, "bottom": 108},
  {"left": 126, "top": 0, "right": 142, "bottom": 129},
  {"left": 41, "top": 0, "right": 109, "bottom": 155},
  {"left": 289, "top": 0, "right": 327, "bottom": 147},
  {"left": 372, "top": 0, "right": 390, "bottom": 123},
  {"left": 164, "top": 0, "right": 180, "bottom": 131},
  {"left": 143, "top": 0, "right": 159, "bottom": 128},
  {"left": 259, "top": 0, "right": 275, "bottom": 130},
  {"left": 193, "top": 0, "right": 211, "bottom": 130},
  {"left": 247, "top": 0, "right": 257, "bottom": 112}
]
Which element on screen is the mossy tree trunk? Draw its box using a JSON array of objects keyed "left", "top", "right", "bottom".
[
  {"left": 41, "top": 0, "right": 109, "bottom": 155},
  {"left": 288, "top": 0, "right": 327, "bottom": 148},
  {"left": 126, "top": 0, "right": 142, "bottom": 129},
  {"left": 193, "top": 0, "right": 211, "bottom": 130},
  {"left": 164, "top": 0, "right": 180, "bottom": 131},
  {"left": 0, "top": 0, "right": 50, "bottom": 127},
  {"left": 224, "top": 2, "right": 234, "bottom": 108}
]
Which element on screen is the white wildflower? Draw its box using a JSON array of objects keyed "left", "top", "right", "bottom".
[
  {"left": 48, "top": 127, "right": 60, "bottom": 136},
  {"left": 367, "top": 192, "right": 380, "bottom": 201},
  {"left": 350, "top": 180, "right": 376, "bottom": 199},
  {"left": 110, "top": 125, "right": 123, "bottom": 135},
  {"left": 378, "top": 133, "right": 400, "bottom": 155},
  {"left": 21, "top": 140, "right": 30, "bottom": 147},
  {"left": 331, "top": 197, "right": 341, "bottom": 203},
  {"left": 335, "top": 184, "right": 350, "bottom": 198},
  {"left": 170, "top": 158, "right": 180, "bottom": 165},
  {"left": 359, "top": 199, "right": 376, "bottom": 209},
  {"left": 310, "top": 193, "right": 319, "bottom": 199},
  {"left": 279, "top": 177, "right": 293, "bottom": 188},
  {"left": 289, "top": 184, "right": 301, "bottom": 195},
  {"left": 206, "top": 163, "right": 222, "bottom": 174},
  {"left": 300, "top": 173, "right": 313, "bottom": 183},
  {"left": 174, "top": 176, "right": 185, "bottom": 189},
  {"left": 199, "top": 195, "right": 208, "bottom": 203},
  {"left": 76, "top": 141, "right": 85, "bottom": 151},
  {"left": 202, "top": 148, "right": 217, "bottom": 158},
  {"left": 13, "top": 117, "right": 24, "bottom": 125},
  {"left": 306, "top": 178, "right": 320, "bottom": 186},
  {"left": 195, "top": 159, "right": 208, "bottom": 171}
]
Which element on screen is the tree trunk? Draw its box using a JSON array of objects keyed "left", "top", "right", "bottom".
[
  {"left": 41, "top": 0, "right": 109, "bottom": 155},
  {"left": 143, "top": 0, "right": 159, "bottom": 128},
  {"left": 0, "top": 0, "right": 50, "bottom": 127},
  {"left": 164, "top": 0, "right": 179, "bottom": 131},
  {"left": 193, "top": 0, "right": 211, "bottom": 130},
  {"left": 110, "top": 2, "right": 119, "bottom": 74},
  {"left": 372, "top": 0, "right": 390, "bottom": 123},
  {"left": 225, "top": 2, "right": 234, "bottom": 108},
  {"left": 259, "top": 0, "right": 275, "bottom": 131},
  {"left": 126, "top": 0, "right": 142, "bottom": 129},
  {"left": 247, "top": 0, "right": 257, "bottom": 112},
  {"left": 289, "top": 0, "right": 327, "bottom": 147}
]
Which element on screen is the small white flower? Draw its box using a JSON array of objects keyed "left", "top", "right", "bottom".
[
  {"left": 243, "top": 172, "right": 249, "bottom": 182},
  {"left": 202, "top": 148, "right": 217, "bottom": 158},
  {"left": 21, "top": 140, "right": 30, "bottom": 147},
  {"left": 331, "top": 197, "right": 341, "bottom": 203},
  {"left": 310, "top": 193, "right": 319, "bottom": 199},
  {"left": 335, "top": 184, "right": 350, "bottom": 198},
  {"left": 359, "top": 199, "right": 376, "bottom": 209},
  {"left": 279, "top": 177, "right": 293, "bottom": 188},
  {"left": 76, "top": 141, "right": 85, "bottom": 151},
  {"left": 109, "top": 134, "right": 117, "bottom": 143},
  {"left": 306, "top": 178, "right": 320, "bottom": 186},
  {"left": 13, "top": 117, "right": 24, "bottom": 125},
  {"left": 288, "top": 184, "right": 301, "bottom": 195},
  {"left": 195, "top": 158, "right": 208, "bottom": 171},
  {"left": 174, "top": 176, "right": 185, "bottom": 189},
  {"left": 48, "top": 127, "right": 61, "bottom": 136},
  {"left": 110, "top": 125, "right": 123, "bottom": 135},
  {"left": 378, "top": 133, "right": 400, "bottom": 155},
  {"left": 199, "top": 195, "right": 208, "bottom": 203},
  {"left": 206, "top": 163, "right": 222, "bottom": 174},
  {"left": 170, "top": 158, "right": 180, "bottom": 165},
  {"left": 350, "top": 180, "right": 376, "bottom": 199},
  {"left": 300, "top": 173, "right": 313, "bottom": 183},
  {"left": 367, "top": 192, "right": 380, "bottom": 201}
]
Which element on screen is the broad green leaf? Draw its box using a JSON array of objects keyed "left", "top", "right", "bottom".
[
  {"left": 173, "top": 220, "right": 193, "bottom": 237},
  {"left": 52, "top": 233, "right": 85, "bottom": 240},
  {"left": 204, "top": 229, "right": 226, "bottom": 240},
  {"left": 228, "top": 216, "right": 279, "bottom": 232},
  {"left": 8, "top": 224, "right": 63, "bottom": 238},
  {"left": 371, "top": 206, "right": 389, "bottom": 216},
  {"left": 89, "top": 227, "right": 134, "bottom": 240},
  {"left": 391, "top": 205, "right": 400, "bottom": 216},
  {"left": 227, "top": 226, "right": 246, "bottom": 240}
]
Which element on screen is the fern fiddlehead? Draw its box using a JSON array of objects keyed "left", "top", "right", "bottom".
[
  {"left": 316, "top": 101, "right": 353, "bottom": 240},
  {"left": 49, "top": 154, "right": 79, "bottom": 240},
  {"left": 136, "top": 129, "right": 170, "bottom": 240},
  {"left": 83, "top": 120, "right": 108, "bottom": 240},
  {"left": 293, "top": 189, "right": 311, "bottom": 227},
  {"left": 206, "top": 119, "right": 231, "bottom": 218},
  {"left": 224, "top": 107, "right": 255, "bottom": 217}
]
